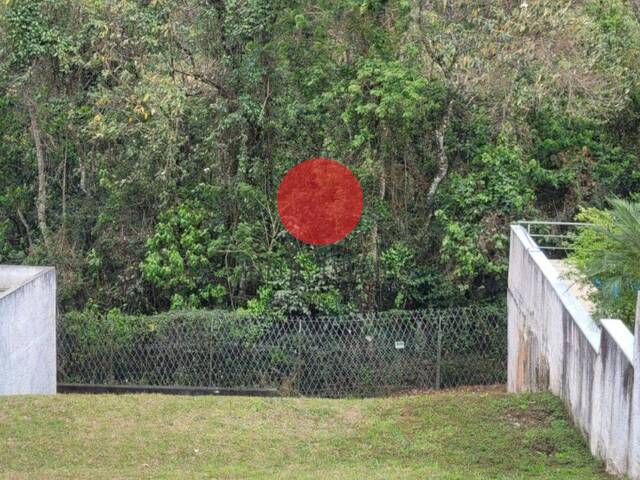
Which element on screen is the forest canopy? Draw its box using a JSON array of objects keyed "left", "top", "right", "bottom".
[{"left": 1, "top": 0, "right": 640, "bottom": 316}]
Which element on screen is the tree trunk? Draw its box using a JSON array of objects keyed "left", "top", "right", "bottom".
[
  {"left": 424, "top": 100, "right": 453, "bottom": 229},
  {"left": 370, "top": 167, "right": 386, "bottom": 265},
  {"left": 27, "top": 96, "right": 50, "bottom": 250},
  {"left": 74, "top": 137, "right": 88, "bottom": 194},
  {"left": 16, "top": 208, "right": 33, "bottom": 254},
  {"left": 62, "top": 142, "right": 67, "bottom": 224},
  {"left": 366, "top": 165, "right": 386, "bottom": 309}
]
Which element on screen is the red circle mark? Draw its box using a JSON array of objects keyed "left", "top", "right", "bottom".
[{"left": 277, "top": 158, "right": 363, "bottom": 245}]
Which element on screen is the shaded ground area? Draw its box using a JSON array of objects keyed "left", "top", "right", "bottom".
[{"left": 0, "top": 387, "right": 612, "bottom": 479}]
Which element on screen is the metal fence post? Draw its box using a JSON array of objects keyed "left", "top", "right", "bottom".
[
  {"left": 435, "top": 313, "right": 442, "bottom": 390},
  {"left": 208, "top": 316, "right": 214, "bottom": 387},
  {"left": 109, "top": 313, "right": 115, "bottom": 383},
  {"left": 416, "top": 315, "right": 427, "bottom": 388},
  {"left": 296, "top": 317, "right": 303, "bottom": 395}
]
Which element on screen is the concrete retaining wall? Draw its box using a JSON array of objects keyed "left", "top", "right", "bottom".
[
  {"left": 508, "top": 225, "right": 639, "bottom": 478},
  {"left": 0, "top": 265, "right": 56, "bottom": 395}
]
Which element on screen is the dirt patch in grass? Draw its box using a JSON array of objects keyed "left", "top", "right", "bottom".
[
  {"left": 531, "top": 437, "right": 560, "bottom": 456},
  {"left": 338, "top": 404, "right": 365, "bottom": 424},
  {"left": 389, "top": 383, "right": 506, "bottom": 398},
  {"left": 503, "top": 404, "right": 553, "bottom": 428}
]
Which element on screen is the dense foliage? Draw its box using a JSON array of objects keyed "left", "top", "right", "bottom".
[
  {"left": 569, "top": 199, "right": 640, "bottom": 325},
  {"left": 2, "top": 0, "right": 640, "bottom": 315}
]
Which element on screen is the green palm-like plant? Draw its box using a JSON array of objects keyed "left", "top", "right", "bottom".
[{"left": 569, "top": 199, "right": 640, "bottom": 325}]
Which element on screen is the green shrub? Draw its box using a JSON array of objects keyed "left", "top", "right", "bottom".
[
  {"left": 140, "top": 185, "right": 230, "bottom": 310},
  {"left": 569, "top": 199, "right": 640, "bottom": 325}
]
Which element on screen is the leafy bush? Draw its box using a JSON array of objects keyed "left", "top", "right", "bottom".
[
  {"left": 569, "top": 199, "right": 640, "bottom": 325},
  {"left": 140, "top": 185, "right": 230, "bottom": 309}
]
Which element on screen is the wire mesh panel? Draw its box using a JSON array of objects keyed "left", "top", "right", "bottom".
[{"left": 57, "top": 305, "right": 506, "bottom": 397}]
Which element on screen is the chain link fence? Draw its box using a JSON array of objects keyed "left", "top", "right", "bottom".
[{"left": 57, "top": 304, "right": 506, "bottom": 397}]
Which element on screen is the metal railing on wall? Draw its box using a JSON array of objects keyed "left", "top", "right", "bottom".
[
  {"left": 517, "top": 220, "right": 593, "bottom": 254},
  {"left": 56, "top": 305, "right": 507, "bottom": 397}
]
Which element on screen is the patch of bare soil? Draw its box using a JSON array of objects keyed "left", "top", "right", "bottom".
[
  {"left": 503, "top": 405, "right": 552, "bottom": 428},
  {"left": 389, "top": 383, "right": 506, "bottom": 398}
]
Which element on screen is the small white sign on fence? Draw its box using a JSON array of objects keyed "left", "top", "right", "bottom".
[{"left": 394, "top": 340, "right": 405, "bottom": 350}]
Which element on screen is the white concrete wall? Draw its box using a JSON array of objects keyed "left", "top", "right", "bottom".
[
  {"left": 0, "top": 265, "right": 56, "bottom": 395},
  {"left": 508, "top": 225, "right": 639, "bottom": 478}
]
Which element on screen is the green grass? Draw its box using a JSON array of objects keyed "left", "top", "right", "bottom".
[{"left": 0, "top": 387, "right": 612, "bottom": 479}]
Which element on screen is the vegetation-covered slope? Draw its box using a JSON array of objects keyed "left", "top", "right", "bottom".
[{"left": 1, "top": 0, "right": 640, "bottom": 315}]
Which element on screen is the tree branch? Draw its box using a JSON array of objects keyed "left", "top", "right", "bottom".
[{"left": 172, "top": 67, "right": 231, "bottom": 98}]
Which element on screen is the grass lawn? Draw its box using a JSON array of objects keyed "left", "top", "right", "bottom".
[{"left": 0, "top": 386, "right": 612, "bottom": 479}]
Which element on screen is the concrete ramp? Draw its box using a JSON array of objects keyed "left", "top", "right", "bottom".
[
  {"left": 0, "top": 265, "right": 56, "bottom": 395},
  {"left": 548, "top": 259, "right": 596, "bottom": 315}
]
